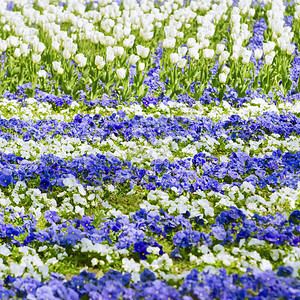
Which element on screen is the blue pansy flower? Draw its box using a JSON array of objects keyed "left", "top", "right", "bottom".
[
  {"left": 140, "top": 269, "right": 156, "bottom": 282},
  {"left": 211, "top": 225, "right": 227, "bottom": 241},
  {"left": 173, "top": 231, "right": 190, "bottom": 248},
  {"left": 289, "top": 211, "right": 300, "bottom": 225},
  {"left": 0, "top": 169, "right": 13, "bottom": 187},
  {"left": 44, "top": 211, "right": 60, "bottom": 224}
]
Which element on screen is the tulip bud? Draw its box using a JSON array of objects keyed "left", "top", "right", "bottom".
[
  {"left": 254, "top": 49, "right": 263, "bottom": 60},
  {"left": 187, "top": 38, "right": 196, "bottom": 48},
  {"left": 170, "top": 53, "right": 179, "bottom": 64},
  {"left": 203, "top": 49, "right": 214, "bottom": 59},
  {"left": 0, "top": 39, "right": 7, "bottom": 52},
  {"left": 216, "top": 44, "right": 225, "bottom": 54},
  {"left": 13, "top": 48, "right": 21, "bottom": 58},
  {"left": 219, "top": 51, "right": 230, "bottom": 64},
  {"left": 189, "top": 47, "right": 199, "bottom": 60},
  {"left": 32, "top": 53, "right": 41, "bottom": 64},
  {"left": 138, "top": 62, "right": 145, "bottom": 71},
  {"left": 52, "top": 61, "right": 61, "bottom": 71},
  {"left": 95, "top": 55, "right": 105, "bottom": 69},
  {"left": 136, "top": 45, "right": 150, "bottom": 58},
  {"left": 178, "top": 46, "right": 188, "bottom": 57},
  {"left": 116, "top": 68, "right": 126, "bottom": 79},
  {"left": 37, "top": 70, "right": 47, "bottom": 78},
  {"left": 219, "top": 72, "right": 227, "bottom": 83},
  {"left": 242, "top": 49, "right": 252, "bottom": 64},
  {"left": 265, "top": 54, "right": 274, "bottom": 65},
  {"left": 75, "top": 53, "right": 87, "bottom": 67},
  {"left": 177, "top": 58, "right": 187, "bottom": 68},
  {"left": 106, "top": 46, "right": 115, "bottom": 62},
  {"left": 286, "top": 44, "right": 295, "bottom": 55},
  {"left": 62, "top": 50, "right": 71, "bottom": 60},
  {"left": 129, "top": 54, "right": 139, "bottom": 65},
  {"left": 57, "top": 67, "right": 64, "bottom": 75}
]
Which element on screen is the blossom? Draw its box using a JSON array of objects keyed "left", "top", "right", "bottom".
[
  {"left": 74, "top": 53, "right": 87, "bottom": 67},
  {"left": 44, "top": 211, "right": 60, "bottom": 224},
  {"left": 0, "top": 169, "right": 13, "bottom": 187}
]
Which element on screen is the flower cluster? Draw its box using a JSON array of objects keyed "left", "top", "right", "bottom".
[{"left": 0, "top": 0, "right": 300, "bottom": 298}]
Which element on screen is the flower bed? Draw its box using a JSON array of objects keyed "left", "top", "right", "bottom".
[{"left": 0, "top": 0, "right": 300, "bottom": 298}]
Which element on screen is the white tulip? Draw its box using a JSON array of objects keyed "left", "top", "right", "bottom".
[
  {"left": 62, "top": 50, "right": 71, "bottom": 60},
  {"left": 249, "top": 8, "right": 255, "bottom": 17},
  {"left": 95, "top": 55, "right": 105, "bottom": 69},
  {"left": 0, "top": 40, "right": 7, "bottom": 52},
  {"left": 219, "top": 72, "right": 227, "bottom": 83},
  {"left": 95, "top": 55, "right": 104, "bottom": 66},
  {"left": 170, "top": 53, "right": 179, "bottom": 64},
  {"left": 106, "top": 46, "right": 115, "bottom": 62},
  {"left": 20, "top": 43, "right": 29, "bottom": 55},
  {"left": 162, "top": 38, "right": 176, "bottom": 49},
  {"left": 138, "top": 62, "right": 145, "bottom": 71},
  {"left": 114, "top": 46, "right": 124, "bottom": 57},
  {"left": 136, "top": 45, "right": 150, "bottom": 58},
  {"left": 203, "top": 49, "right": 215, "bottom": 59},
  {"left": 187, "top": 38, "right": 196, "bottom": 48},
  {"left": 177, "top": 58, "right": 187, "bottom": 68},
  {"left": 263, "top": 41, "right": 276, "bottom": 54},
  {"left": 254, "top": 49, "right": 263, "bottom": 60},
  {"left": 177, "top": 32, "right": 184, "bottom": 39},
  {"left": 242, "top": 49, "right": 252, "bottom": 64},
  {"left": 13, "top": 48, "right": 21, "bottom": 58},
  {"left": 129, "top": 54, "right": 140, "bottom": 65},
  {"left": 37, "top": 70, "right": 47, "bottom": 78},
  {"left": 216, "top": 44, "right": 225, "bottom": 54},
  {"left": 116, "top": 68, "right": 126, "bottom": 80},
  {"left": 7, "top": 36, "right": 19, "bottom": 47},
  {"left": 189, "top": 47, "right": 199, "bottom": 60},
  {"left": 3, "top": 24, "right": 10, "bottom": 32},
  {"left": 35, "top": 42, "right": 46, "bottom": 54},
  {"left": 57, "top": 67, "right": 64, "bottom": 75},
  {"left": 32, "top": 53, "right": 41, "bottom": 64},
  {"left": 178, "top": 46, "right": 188, "bottom": 57},
  {"left": 265, "top": 54, "right": 274, "bottom": 65},
  {"left": 52, "top": 41, "right": 60, "bottom": 52},
  {"left": 68, "top": 43, "right": 78, "bottom": 55},
  {"left": 286, "top": 44, "right": 295, "bottom": 55},
  {"left": 52, "top": 61, "right": 61, "bottom": 71},
  {"left": 141, "top": 30, "right": 153, "bottom": 41},
  {"left": 123, "top": 37, "right": 134, "bottom": 48},
  {"left": 231, "top": 52, "right": 239, "bottom": 61},
  {"left": 219, "top": 50, "right": 230, "bottom": 64},
  {"left": 75, "top": 53, "right": 87, "bottom": 67},
  {"left": 223, "top": 66, "right": 230, "bottom": 75}
]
